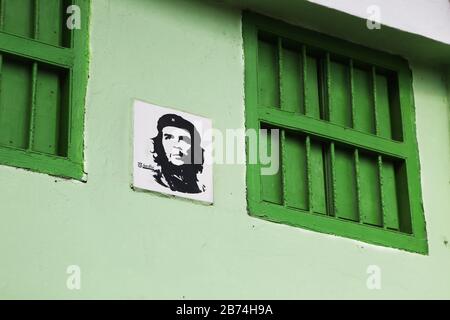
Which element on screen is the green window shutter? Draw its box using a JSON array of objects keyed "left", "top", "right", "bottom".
[
  {"left": 243, "top": 12, "right": 427, "bottom": 254},
  {"left": 0, "top": 0, "right": 89, "bottom": 180}
]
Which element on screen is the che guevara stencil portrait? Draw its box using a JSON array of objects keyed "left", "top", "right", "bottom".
[{"left": 133, "top": 100, "right": 213, "bottom": 204}]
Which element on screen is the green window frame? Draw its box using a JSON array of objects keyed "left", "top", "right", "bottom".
[
  {"left": 0, "top": 0, "right": 89, "bottom": 180},
  {"left": 243, "top": 12, "right": 428, "bottom": 254}
]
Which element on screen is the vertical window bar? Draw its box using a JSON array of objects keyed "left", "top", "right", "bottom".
[
  {"left": 323, "top": 53, "right": 335, "bottom": 216},
  {"left": 278, "top": 38, "right": 284, "bottom": 109},
  {"left": 0, "top": 0, "right": 5, "bottom": 30},
  {"left": 349, "top": 59, "right": 356, "bottom": 128},
  {"left": 378, "top": 155, "right": 387, "bottom": 229},
  {"left": 33, "top": 0, "right": 39, "bottom": 39},
  {"left": 278, "top": 38, "right": 287, "bottom": 206},
  {"left": 372, "top": 66, "right": 380, "bottom": 135},
  {"left": 355, "top": 149, "right": 362, "bottom": 223},
  {"left": 28, "top": 0, "right": 39, "bottom": 150},
  {"left": 306, "top": 135, "right": 312, "bottom": 213},
  {"left": 281, "top": 129, "right": 288, "bottom": 206},
  {"left": 301, "top": 45, "right": 309, "bottom": 116},
  {"left": 350, "top": 60, "right": 361, "bottom": 221},
  {"left": 323, "top": 52, "right": 331, "bottom": 121},
  {"left": 373, "top": 66, "right": 385, "bottom": 227},
  {"left": 30, "top": 1, "right": 40, "bottom": 151},
  {"left": 327, "top": 142, "right": 336, "bottom": 216},
  {"left": 303, "top": 45, "right": 313, "bottom": 212},
  {"left": 28, "top": 62, "right": 38, "bottom": 150}
]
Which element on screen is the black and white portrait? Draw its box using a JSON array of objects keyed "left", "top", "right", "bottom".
[{"left": 133, "top": 100, "right": 213, "bottom": 203}]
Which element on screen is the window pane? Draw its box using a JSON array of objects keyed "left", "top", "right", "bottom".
[
  {"left": 258, "top": 37, "right": 280, "bottom": 108},
  {"left": 2, "top": 0, "right": 34, "bottom": 38},
  {"left": 0, "top": 55, "right": 32, "bottom": 149}
]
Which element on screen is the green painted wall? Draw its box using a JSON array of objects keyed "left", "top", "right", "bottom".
[{"left": 0, "top": 0, "right": 449, "bottom": 299}]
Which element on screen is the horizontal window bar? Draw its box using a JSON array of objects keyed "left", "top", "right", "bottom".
[
  {"left": 258, "top": 107, "right": 408, "bottom": 159},
  {"left": 0, "top": 145, "right": 83, "bottom": 180},
  {"left": 0, "top": 32, "right": 73, "bottom": 68},
  {"left": 249, "top": 200, "right": 427, "bottom": 254}
]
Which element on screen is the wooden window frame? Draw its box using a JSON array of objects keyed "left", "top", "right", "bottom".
[
  {"left": 243, "top": 12, "right": 428, "bottom": 254},
  {"left": 0, "top": 0, "right": 89, "bottom": 180}
]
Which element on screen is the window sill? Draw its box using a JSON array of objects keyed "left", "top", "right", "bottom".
[
  {"left": 0, "top": 146, "right": 84, "bottom": 181},
  {"left": 248, "top": 199, "right": 428, "bottom": 255}
]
